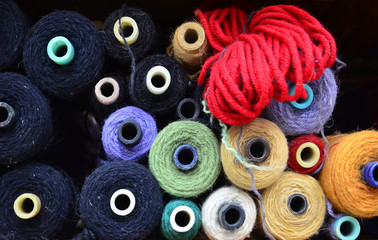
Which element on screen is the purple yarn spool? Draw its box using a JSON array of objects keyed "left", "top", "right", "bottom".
[
  {"left": 264, "top": 68, "right": 337, "bottom": 136},
  {"left": 102, "top": 106, "right": 157, "bottom": 162}
]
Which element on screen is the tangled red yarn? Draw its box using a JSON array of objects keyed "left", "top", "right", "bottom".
[{"left": 196, "top": 5, "right": 337, "bottom": 125}]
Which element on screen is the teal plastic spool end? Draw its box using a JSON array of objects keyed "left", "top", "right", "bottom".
[
  {"left": 47, "top": 36, "right": 75, "bottom": 65},
  {"left": 332, "top": 216, "right": 360, "bottom": 240},
  {"left": 289, "top": 84, "right": 314, "bottom": 109}
]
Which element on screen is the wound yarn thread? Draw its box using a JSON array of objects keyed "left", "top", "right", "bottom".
[
  {"left": 201, "top": 186, "right": 257, "bottom": 240},
  {"left": 0, "top": 72, "right": 53, "bottom": 165},
  {"left": 102, "top": 106, "right": 157, "bottom": 163},
  {"left": 221, "top": 118, "right": 288, "bottom": 190},
  {"left": 262, "top": 171, "right": 326, "bottom": 240},
  {"left": 195, "top": 5, "right": 337, "bottom": 125},
  {"left": 319, "top": 130, "right": 378, "bottom": 218},
  {"left": 264, "top": 68, "right": 338, "bottom": 136},
  {"left": 149, "top": 120, "right": 220, "bottom": 197}
]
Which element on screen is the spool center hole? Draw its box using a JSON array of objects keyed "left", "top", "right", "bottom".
[
  {"left": 178, "top": 149, "right": 194, "bottom": 165},
  {"left": 373, "top": 166, "right": 378, "bottom": 182},
  {"left": 301, "top": 147, "right": 314, "bottom": 162},
  {"left": 175, "top": 211, "right": 190, "bottom": 227},
  {"left": 340, "top": 221, "right": 354, "bottom": 237},
  {"left": 121, "top": 25, "right": 134, "bottom": 38},
  {"left": 151, "top": 75, "right": 166, "bottom": 88},
  {"left": 100, "top": 82, "right": 114, "bottom": 97},
  {"left": 0, "top": 107, "right": 8, "bottom": 122},
  {"left": 54, "top": 45, "right": 67, "bottom": 57},
  {"left": 184, "top": 29, "right": 198, "bottom": 44},
  {"left": 289, "top": 196, "right": 307, "bottom": 214},
  {"left": 225, "top": 207, "right": 240, "bottom": 225},
  {"left": 249, "top": 141, "right": 265, "bottom": 159},
  {"left": 181, "top": 101, "right": 196, "bottom": 119},
  {"left": 115, "top": 194, "right": 131, "bottom": 211},
  {"left": 22, "top": 198, "right": 34, "bottom": 214},
  {"left": 296, "top": 97, "right": 306, "bottom": 104},
  {"left": 122, "top": 123, "right": 137, "bottom": 141}
]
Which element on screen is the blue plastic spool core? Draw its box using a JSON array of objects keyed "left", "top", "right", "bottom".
[
  {"left": 47, "top": 36, "right": 75, "bottom": 65},
  {"left": 289, "top": 84, "right": 314, "bottom": 109},
  {"left": 362, "top": 162, "right": 378, "bottom": 188},
  {"left": 173, "top": 144, "right": 198, "bottom": 171},
  {"left": 332, "top": 216, "right": 360, "bottom": 240},
  {"left": 117, "top": 120, "right": 142, "bottom": 147}
]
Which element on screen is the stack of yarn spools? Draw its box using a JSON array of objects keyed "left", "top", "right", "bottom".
[{"left": 0, "top": 0, "right": 377, "bottom": 239}]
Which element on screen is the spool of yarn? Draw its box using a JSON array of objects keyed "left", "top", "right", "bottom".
[
  {"left": 288, "top": 134, "right": 325, "bottom": 174},
  {"left": 262, "top": 171, "right": 326, "bottom": 240},
  {"left": 221, "top": 118, "right": 288, "bottom": 190},
  {"left": 329, "top": 215, "right": 361, "bottom": 240},
  {"left": 149, "top": 120, "right": 220, "bottom": 197},
  {"left": 129, "top": 54, "right": 189, "bottom": 119},
  {"left": 161, "top": 199, "right": 201, "bottom": 240},
  {"left": 101, "top": 5, "right": 158, "bottom": 68},
  {"left": 319, "top": 130, "right": 378, "bottom": 218},
  {"left": 23, "top": 10, "right": 104, "bottom": 101},
  {"left": 89, "top": 76, "right": 127, "bottom": 124},
  {"left": 0, "top": 72, "right": 53, "bottom": 165},
  {"left": 0, "top": 0, "right": 28, "bottom": 71},
  {"left": 201, "top": 186, "right": 257, "bottom": 240},
  {"left": 361, "top": 217, "right": 378, "bottom": 237},
  {"left": 102, "top": 106, "right": 157, "bottom": 163},
  {"left": 79, "top": 161, "right": 163, "bottom": 240},
  {"left": 264, "top": 68, "right": 338, "bottom": 136},
  {"left": 0, "top": 163, "right": 77, "bottom": 239}
]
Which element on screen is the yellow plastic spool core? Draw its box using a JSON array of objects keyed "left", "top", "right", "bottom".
[
  {"left": 13, "top": 193, "right": 41, "bottom": 219},
  {"left": 296, "top": 142, "right": 321, "bottom": 168},
  {"left": 113, "top": 17, "right": 139, "bottom": 45}
]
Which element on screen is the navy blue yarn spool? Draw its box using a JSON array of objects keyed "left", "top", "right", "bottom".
[
  {"left": 0, "top": 72, "right": 53, "bottom": 165},
  {"left": 79, "top": 161, "right": 163, "bottom": 240},
  {"left": 361, "top": 217, "right": 378, "bottom": 237},
  {"left": 23, "top": 10, "right": 104, "bottom": 102},
  {"left": 0, "top": 163, "right": 77, "bottom": 239},
  {"left": 0, "top": 0, "right": 28, "bottom": 72}
]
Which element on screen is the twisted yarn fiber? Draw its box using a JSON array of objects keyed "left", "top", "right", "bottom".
[
  {"left": 319, "top": 130, "right": 378, "bottom": 218},
  {"left": 0, "top": 0, "right": 28, "bottom": 71},
  {"left": 201, "top": 186, "right": 257, "bottom": 240},
  {"left": 221, "top": 118, "right": 288, "bottom": 190},
  {"left": 265, "top": 68, "right": 338, "bottom": 136},
  {"left": 102, "top": 106, "right": 157, "bottom": 162},
  {"left": 196, "top": 5, "right": 337, "bottom": 125},
  {"left": 23, "top": 11, "right": 104, "bottom": 100},
  {"left": 262, "top": 172, "right": 326, "bottom": 240},
  {"left": 149, "top": 121, "right": 220, "bottom": 197},
  {"left": 79, "top": 161, "right": 163, "bottom": 240},
  {"left": 0, "top": 72, "right": 53, "bottom": 165},
  {"left": 0, "top": 163, "right": 77, "bottom": 239}
]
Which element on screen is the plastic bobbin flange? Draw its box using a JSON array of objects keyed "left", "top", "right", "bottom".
[
  {"left": 94, "top": 77, "right": 120, "bottom": 105},
  {"left": 0, "top": 102, "right": 15, "bottom": 128},
  {"left": 289, "top": 84, "right": 314, "bottom": 109},
  {"left": 170, "top": 205, "right": 196, "bottom": 233},
  {"left": 176, "top": 98, "right": 200, "bottom": 120},
  {"left": 245, "top": 137, "right": 271, "bottom": 163},
  {"left": 362, "top": 161, "right": 378, "bottom": 188},
  {"left": 117, "top": 120, "right": 142, "bottom": 147},
  {"left": 173, "top": 144, "right": 198, "bottom": 171},
  {"left": 47, "top": 36, "right": 75, "bottom": 65},
  {"left": 177, "top": 22, "right": 206, "bottom": 50},
  {"left": 110, "top": 189, "right": 136, "bottom": 217},
  {"left": 13, "top": 193, "right": 41, "bottom": 219},
  {"left": 332, "top": 216, "right": 361, "bottom": 240},
  {"left": 296, "top": 142, "right": 321, "bottom": 168},
  {"left": 146, "top": 66, "right": 171, "bottom": 95},
  {"left": 113, "top": 16, "right": 139, "bottom": 45},
  {"left": 218, "top": 203, "right": 246, "bottom": 230},
  {"left": 287, "top": 193, "right": 308, "bottom": 215}
]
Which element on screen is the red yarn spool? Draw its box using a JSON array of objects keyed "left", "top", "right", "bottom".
[
  {"left": 288, "top": 134, "right": 325, "bottom": 174},
  {"left": 195, "top": 5, "right": 337, "bottom": 125}
]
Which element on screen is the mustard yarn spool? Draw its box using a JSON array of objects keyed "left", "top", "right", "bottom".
[
  {"left": 221, "top": 118, "right": 288, "bottom": 190},
  {"left": 262, "top": 171, "right": 326, "bottom": 240}
]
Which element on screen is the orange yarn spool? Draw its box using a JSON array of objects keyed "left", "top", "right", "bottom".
[{"left": 319, "top": 130, "right": 378, "bottom": 218}]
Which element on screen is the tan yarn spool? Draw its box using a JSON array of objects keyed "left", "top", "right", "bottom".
[
  {"left": 221, "top": 118, "right": 288, "bottom": 190},
  {"left": 262, "top": 171, "right": 326, "bottom": 240},
  {"left": 319, "top": 130, "right": 378, "bottom": 218}
]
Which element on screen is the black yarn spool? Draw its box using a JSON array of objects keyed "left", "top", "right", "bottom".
[
  {"left": 0, "top": 163, "right": 77, "bottom": 239},
  {"left": 23, "top": 10, "right": 104, "bottom": 102},
  {"left": 0, "top": 72, "right": 53, "bottom": 165},
  {"left": 79, "top": 161, "right": 163, "bottom": 240},
  {"left": 101, "top": 5, "right": 158, "bottom": 71},
  {"left": 0, "top": 0, "right": 28, "bottom": 72}
]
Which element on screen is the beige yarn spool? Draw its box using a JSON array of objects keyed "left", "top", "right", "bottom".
[
  {"left": 262, "top": 171, "right": 326, "bottom": 240},
  {"left": 221, "top": 118, "right": 288, "bottom": 190}
]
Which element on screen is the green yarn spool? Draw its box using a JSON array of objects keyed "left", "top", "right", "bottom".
[
  {"left": 149, "top": 120, "right": 220, "bottom": 197},
  {"left": 161, "top": 199, "right": 201, "bottom": 240}
]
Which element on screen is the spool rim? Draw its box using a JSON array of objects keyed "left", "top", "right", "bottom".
[
  {"left": 332, "top": 216, "right": 360, "bottom": 240},
  {"left": 289, "top": 84, "right": 314, "bottom": 109},
  {"left": 117, "top": 120, "right": 142, "bottom": 147},
  {"left": 176, "top": 98, "right": 200, "bottom": 120},
  {"left": 113, "top": 16, "right": 139, "bottom": 45},
  {"left": 94, "top": 77, "right": 120, "bottom": 105},
  {"left": 361, "top": 161, "right": 378, "bottom": 188},
  {"left": 218, "top": 203, "right": 246, "bottom": 230},
  {"left": 296, "top": 142, "right": 321, "bottom": 168},
  {"left": 245, "top": 137, "right": 270, "bottom": 163},
  {"left": 287, "top": 193, "right": 308, "bottom": 215},
  {"left": 110, "top": 189, "right": 136, "bottom": 216},
  {"left": 0, "top": 102, "right": 15, "bottom": 128},
  {"left": 169, "top": 205, "right": 196, "bottom": 233},
  {"left": 176, "top": 22, "right": 206, "bottom": 51},
  {"left": 47, "top": 36, "right": 75, "bottom": 65},
  {"left": 173, "top": 144, "right": 198, "bottom": 171},
  {"left": 146, "top": 66, "right": 171, "bottom": 95},
  {"left": 13, "top": 193, "right": 41, "bottom": 219}
]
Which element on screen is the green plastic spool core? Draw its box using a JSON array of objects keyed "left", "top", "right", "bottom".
[
  {"left": 333, "top": 216, "right": 360, "bottom": 240},
  {"left": 47, "top": 36, "right": 75, "bottom": 65},
  {"left": 289, "top": 84, "right": 314, "bottom": 109}
]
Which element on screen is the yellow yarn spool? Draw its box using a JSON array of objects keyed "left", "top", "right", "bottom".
[
  {"left": 262, "top": 171, "right": 326, "bottom": 240},
  {"left": 319, "top": 130, "right": 378, "bottom": 218},
  {"left": 13, "top": 193, "right": 41, "bottom": 219},
  {"left": 221, "top": 118, "right": 288, "bottom": 190}
]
